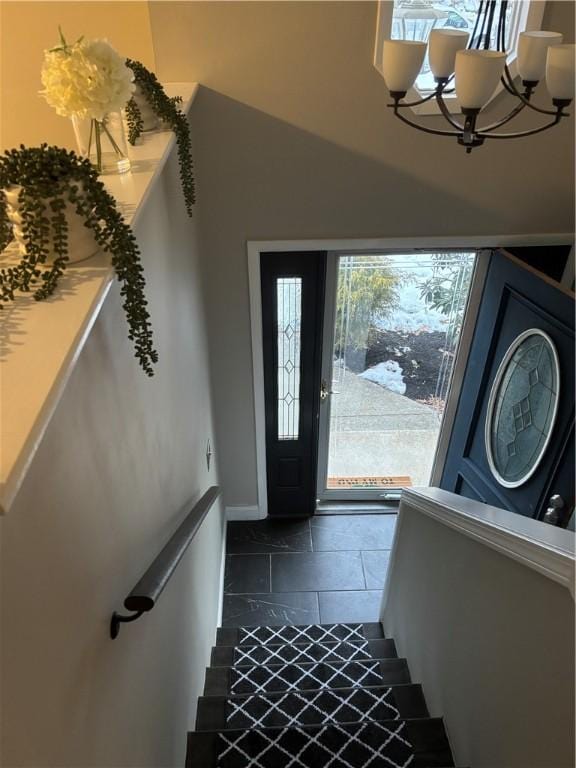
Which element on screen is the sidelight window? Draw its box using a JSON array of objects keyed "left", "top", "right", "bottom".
[{"left": 277, "top": 277, "right": 302, "bottom": 440}]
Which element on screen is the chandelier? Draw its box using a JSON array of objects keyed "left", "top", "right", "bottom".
[{"left": 382, "top": 0, "right": 575, "bottom": 152}]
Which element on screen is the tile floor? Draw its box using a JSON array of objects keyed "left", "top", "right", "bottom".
[{"left": 222, "top": 514, "right": 396, "bottom": 627}]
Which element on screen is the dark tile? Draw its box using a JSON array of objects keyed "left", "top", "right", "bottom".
[
  {"left": 224, "top": 555, "right": 270, "bottom": 594},
  {"left": 361, "top": 550, "right": 391, "bottom": 589},
  {"left": 319, "top": 590, "right": 384, "bottom": 624},
  {"left": 271, "top": 551, "right": 365, "bottom": 592},
  {"left": 226, "top": 519, "right": 312, "bottom": 554},
  {"left": 222, "top": 592, "right": 319, "bottom": 628},
  {"left": 311, "top": 514, "right": 396, "bottom": 551}
]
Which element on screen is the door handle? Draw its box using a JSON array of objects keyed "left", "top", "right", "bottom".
[
  {"left": 320, "top": 379, "right": 340, "bottom": 401},
  {"left": 543, "top": 494, "right": 565, "bottom": 526}
]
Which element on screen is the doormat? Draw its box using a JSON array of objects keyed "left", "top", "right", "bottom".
[{"left": 327, "top": 476, "right": 412, "bottom": 489}]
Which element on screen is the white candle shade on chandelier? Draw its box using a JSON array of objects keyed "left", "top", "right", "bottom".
[
  {"left": 380, "top": 0, "right": 574, "bottom": 153},
  {"left": 517, "top": 31, "right": 563, "bottom": 82},
  {"left": 382, "top": 39, "right": 427, "bottom": 94},
  {"left": 546, "top": 44, "right": 576, "bottom": 101},
  {"left": 455, "top": 49, "right": 507, "bottom": 110},
  {"left": 429, "top": 29, "right": 469, "bottom": 80}
]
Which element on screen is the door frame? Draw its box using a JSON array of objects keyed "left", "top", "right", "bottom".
[
  {"left": 316, "top": 250, "right": 489, "bottom": 502},
  {"left": 248, "top": 234, "right": 572, "bottom": 517}
]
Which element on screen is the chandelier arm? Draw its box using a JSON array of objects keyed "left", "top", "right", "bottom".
[
  {"left": 498, "top": 7, "right": 519, "bottom": 94},
  {"left": 391, "top": 107, "right": 462, "bottom": 138},
  {"left": 500, "top": 74, "right": 519, "bottom": 97},
  {"left": 391, "top": 91, "right": 439, "bottom": 108},
  {"left": 392, "top": 75, "right": 457, "bottom": 109},
  {"left": 477, "top": 1, "right": 490, "bottom": 50},
  {"left": 481, "top": 114, "right": 563, "bottom": 140},
  {"left": 436, "top": 92, "right": 467, "bottom": 131},
  {"left": 484, "top": 0, "right": 497, "bottom": 50},
  {"left": 498, "top": 7, "right": 526, "bottom": 96},
  {"left": 498, "top": 0, "right": 508, "bottom": 52},
  {"left": 468, "top": 0, "right": 484, "bottom": 50},
  {"left": 501, "top": 65, "right": 561, "bottom": 115},
  {"left": 477, "top": 101, "right": 527, "bottom": 132}
]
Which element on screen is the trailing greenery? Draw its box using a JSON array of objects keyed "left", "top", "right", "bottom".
[
  {"left": 335, "top": 256, "right": 399, "bottom": 355},
  {"left": 0, "top": 144, "right": 158, "bottom": 375},
  {"left": 125, "top": 59, "right": 195, "bottom": 216},
  {"left": 125, "top": 97, "right": 144, "bottom": 145}
]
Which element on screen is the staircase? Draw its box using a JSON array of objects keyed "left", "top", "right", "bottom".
[{"left": 186, "top": 622, "right": 459, "bottom": 767}]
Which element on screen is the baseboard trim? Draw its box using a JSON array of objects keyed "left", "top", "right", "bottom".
[{"left": 225, "top": 505, "right": 264, "bottom": 521}]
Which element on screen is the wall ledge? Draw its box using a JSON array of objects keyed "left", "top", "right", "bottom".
[
  {"left": 401, "top": 487, "right": 575, "bottom": 596},
  {"left": 0, "top": 83, "right": 198, "bottom": 515}
]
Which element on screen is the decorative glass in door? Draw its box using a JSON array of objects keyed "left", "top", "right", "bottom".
[
  {"left": 485, "top": 329, "right": 560, "bottom": 488},
  {"left": 277, "top": 277, "right": 302, "bottom": 440}
]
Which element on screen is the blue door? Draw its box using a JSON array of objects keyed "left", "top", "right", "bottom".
[{"left": 440, "top": 251, "right": 575, "bottom": 528}]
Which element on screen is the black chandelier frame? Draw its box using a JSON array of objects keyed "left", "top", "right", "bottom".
[{"left": 388, "top": 0, "right": 571, "bottom": 152}]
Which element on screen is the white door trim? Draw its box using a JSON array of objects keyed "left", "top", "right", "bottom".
[
  {"left": 316, "top": 253, "right": 340, "bottom": 499},
  {"left": 247, "top": 234, "right": 572, "bottom": 517},
  {"left": 247, "top": 247, "right": 268, "bottom": 518},
  {"left": 429, "top": 252, "right": 491, "bottom": 486}
]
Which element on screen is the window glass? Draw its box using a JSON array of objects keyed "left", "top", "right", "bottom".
[
  {"left": 391, "top": 0, "right": 515, "bottom": 92},
  {"left": 277, "top": 277, "right": 302, "bottom": 440}
]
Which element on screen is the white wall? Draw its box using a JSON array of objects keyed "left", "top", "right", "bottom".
[
  {"left": 382, "top": 500, "right": 575, "bottom": 768},
  {"left": 0, "top": 1, "right": 156, "bottom": 152},
  {"left": 150, "top": 0, "right": 575, "bottom": 509},
  {"left": 0, "top": 150, "right": 224, "bottom": 767}
]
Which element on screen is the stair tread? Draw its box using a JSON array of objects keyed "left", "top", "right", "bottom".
[
  {"left": 211, "top": 638, "right": 395, "bottom": 668},
  {"left": 196, "top": 683, "right": 428, "bottom": 731},
  {"left": 186, "top": 717, "right": 454, "bottom": 767},
  {"left": 204, "top": 658, "right": 411, "bottom": 697},
  {"left": 216, "top": 622, "right": 384, "bottom": 647}
]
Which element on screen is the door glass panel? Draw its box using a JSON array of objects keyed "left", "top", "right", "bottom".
[
  {"left": 277, "top": 277, "right": 302, "bottom": 440},
  {"left": 486, "top": 329, "right": 559, "bottom": 488},
  {"left": 326, "top": 253, "right": 475, "bottom": 490}
]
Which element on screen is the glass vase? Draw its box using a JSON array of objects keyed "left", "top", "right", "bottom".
[{"left": 72, "top": 111, "right": 131, "bottom": 175}]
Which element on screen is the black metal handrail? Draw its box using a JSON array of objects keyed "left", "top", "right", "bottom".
[{"left": 110, "top": 485, "right": 220, "bottom": 639}]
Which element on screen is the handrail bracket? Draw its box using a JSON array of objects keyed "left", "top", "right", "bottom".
[{"left": 110, "top": 610, "right": 146, "bottom": 639}]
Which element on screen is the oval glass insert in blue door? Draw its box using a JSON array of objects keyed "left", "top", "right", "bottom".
[{"left": 485, "top": 329, "right": 560, "bottom": 489}]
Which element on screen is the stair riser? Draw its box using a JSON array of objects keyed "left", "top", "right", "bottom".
[
  {"left": 186, "top": 718, "right": 454, "bottom": 768},
  {"left": 216, "top": 622, "right": 384, "bottom": 647},
  {"left": 210, "top": 638, "right": 396, "bottom": 668},
  {"left": 203, "top": 658, "right": 411, "bottom": 697},
  {"left": 196, "top": 684, "right": 428, "bottom": 731}
]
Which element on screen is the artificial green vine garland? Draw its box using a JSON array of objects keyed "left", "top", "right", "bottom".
[
  {"left": 125, "top": 59, "right": 196, "bottom": 216},
  {"left": 0, "top": 145, "right": 158, "bottom": 376}
]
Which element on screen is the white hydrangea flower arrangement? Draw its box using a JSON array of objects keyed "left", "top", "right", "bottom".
[{"left": 40, "top": 29, "right": 135, "bottom": 173}]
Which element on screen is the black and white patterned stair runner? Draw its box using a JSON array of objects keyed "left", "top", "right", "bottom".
[
  {"left": 226, "top": 686, "right": 400, "bottom": 729},
  {"left": 230, "top": 659, "right": 384, "bottom": 695},
  {"left": 233, "top": 639, "right": 371, "bottom": 666},
  {"left": 237, "top": 623, "right": 367, "bottom": 646},
  {"left": 217, "top": 720, "right": 415, "bottom": 768},
  {"left": 188, "top": 622, "right": 456, "bottom": 768}
]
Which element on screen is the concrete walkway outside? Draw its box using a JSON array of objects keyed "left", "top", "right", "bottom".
[{"left": 327, "top": 367, "right": 440, "bottom": 487}]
